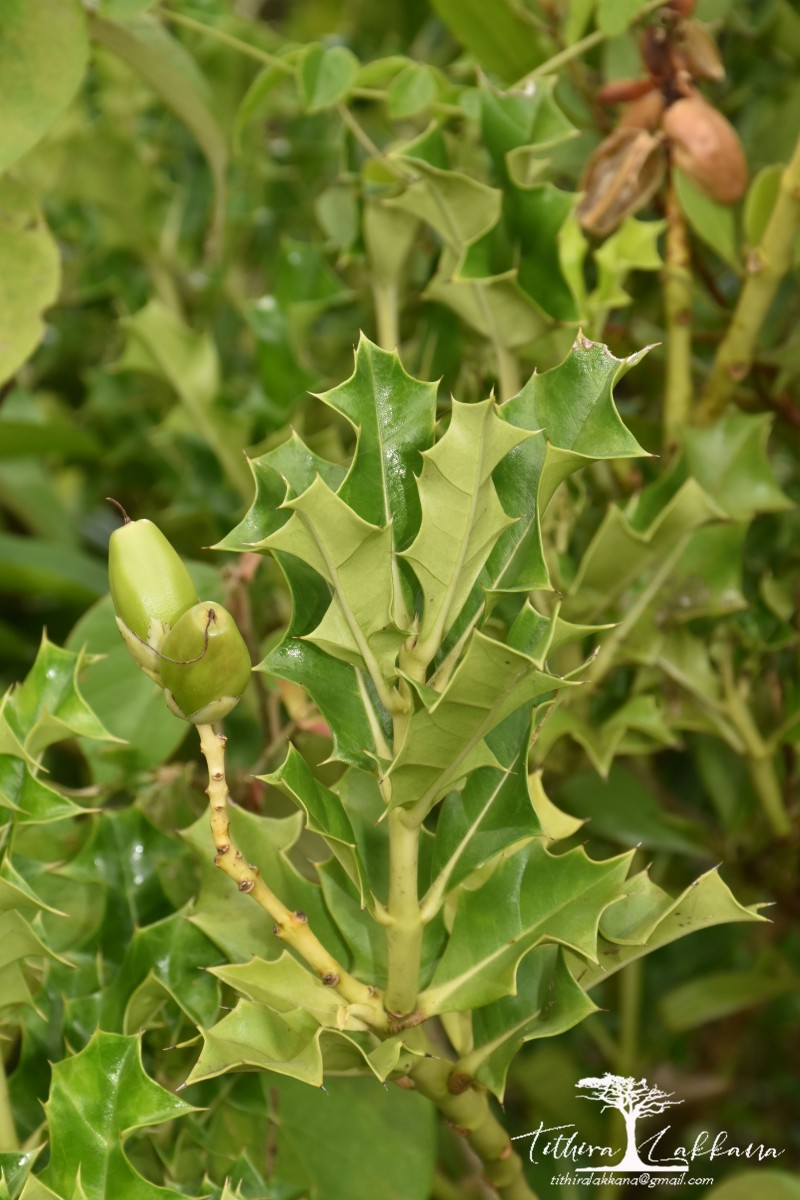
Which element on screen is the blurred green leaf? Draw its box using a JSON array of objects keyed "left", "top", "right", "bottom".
[
  {"left": 0, "top": 0, "right": 87, "bottom": 174},
  {"left": 659, "top": 970, "right": 797, "bottom": 1033},
  {"left": 702, "top": 1172, "right": 800, "bottom": 1200},
  {"left": 430, "top": 0, "right": 551, "bottom": 82},
  {"left": 675, "top": 169, "right": 740, "bottom": 270},
  {"left": 744, "top": 163, "right": 784, "bottom": 246},
  {"left": 297, "top": 43, "right": 358, "bottom": 112},
  {"left": 0, "top": 181, "right": 61, "bottom": 386}
]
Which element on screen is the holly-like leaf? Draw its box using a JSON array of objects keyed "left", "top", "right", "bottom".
[
  {"left": 31, "top": 1031, "right": 198, "bottom": 1200},
  {"left": 386, "top": 632, "right": 572, "bottom": 819},
  {"left": 0, "top": 180, "right": 61, "bottom": 386},
  {"left": 420, "top": 841, "right": 632, "bottom": 1014},
  {"left": 318, "top": 337, "right": 438, "bottom": 548},
  {"left": 263, "top": 745, "right": 367, "bottom": 903},
  {"left": 181, "top": 806, "right": 349, "bottom": 966},
  {"left": 214, "top": 434, "right": 345, "bottom": 553},
  {"left": 101, "top": 913, "right": 222, "bottom": 1033},
  {"left": 257, "top": 476, "right": 406, "bottom": 688},
  {"left": 0, "top": 757, "right": 92, "bottom": 825},
  {"left": 461, "top": 945, "right": 598, "bottom": 1100},
  {"left": 402, "top": 399, "right": 532, "bottom": 658},
  {"left": 568, "top": 868, "right": 766, "bottom": 991},
  {"left": 258, "top": 553, "right": 379, "bottom": 769},
  {"left": 7, "top": 634, "right": 120, "bottom": 760},
  {"left": 211, "top": 952, "right": 351, "bottom": 1028},
  {"left": 491, "top": 337, "right": 648, "bottom": 595},
  {"left": 677, "top": 411, "right": 791, "bottom": 521},
  {"left": 386, "top": 158, "right": 502, "bottom": 253}
]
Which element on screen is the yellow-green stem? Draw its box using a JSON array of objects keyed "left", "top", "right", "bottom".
[
  {"left": 0, "top": 1053, "right": 19, "bottom": 1151},
  {"left": 373, "top": 280, "right": 400, "bottom": 351},
  {"left": 384, "top": 808, "right": 423, "bottom": 1017},
  {"left": 697, "top": 131, "right": 800, "bottom": 423},
  {"left": 663, "top": 175, "right": 693, "bottom": 448},
  {"left": 718, "top": 663, "right": 792, "bottom": 839},
  {"left": 196, "top": 723, "right": 389, "bottom": 1027},
  {"left": 408, "top": 1057, "right": 539, "bottom": 1200}
]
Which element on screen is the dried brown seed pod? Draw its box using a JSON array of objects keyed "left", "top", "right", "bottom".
[
  {"left": 678, "top": 19, "right": 725, "bottom": 83},
  {"left": 640, "top": 26, "right": 672, "bottom": 84},
  {"left": 597, "top": 77, "right": 656, "bottom": 106},
  {"left": 619, "top": 89, "right": 666, "bottom": 132},
  {"left": 578, "top": 126, "right": 667, "bottom": 237},
  {"left": 663, "top": 94, "right": 747, "bottom": 203}
]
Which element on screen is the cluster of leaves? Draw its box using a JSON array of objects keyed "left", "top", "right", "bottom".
[{"left": 2, "top": 0, "right": 800, "bottom": 1197}]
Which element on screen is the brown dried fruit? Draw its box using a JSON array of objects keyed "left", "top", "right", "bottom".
[
  {"left": 678, "top": 19, "right": 725, "bottom": 83},
  {"left": 640, "top": 26, "right": 672, "bottom": 84},
  {"left": 578, "top": 127, "right": 667, "bottom": 237},
  {"left": 598, "top": 77, "right": 656, "bottom": 106},
  {"left": 663, "top": 94, "right": 747, "bottom": 203},
  {"left": 619, "top": 89, "right": 666, "bottom": 132}
]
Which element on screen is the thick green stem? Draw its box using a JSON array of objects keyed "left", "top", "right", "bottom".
[
  {"left": 196, "top": 724, "right": 389, "bottom": 1027},
  {"left": 617, "top": 957, "right": 642, "bottom": 1077},
  {"left": 384, "top": 808, "right": 423, "bottom": 1017},
  {"left": 0, "top": 1053, "right": 19, "bottom": 1151},
  {"left": 663, "top": 175, "right": 693, "bottom": 447},
  {"left": 697, "top": 131, "right": 800, "bottom": 424},
  {"left": 408, "top": 1057, "right": 539, "bottom": 1200}
]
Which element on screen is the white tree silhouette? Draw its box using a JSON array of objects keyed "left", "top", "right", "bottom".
[{"left": 575, "top": 1073, "right": 686, "bottom": 1172}]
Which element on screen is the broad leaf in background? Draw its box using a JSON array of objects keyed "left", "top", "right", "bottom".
[
  {"left": 0, "top": 0, "right": 88, "bottom": 173},
  {"left": 0, "top": 182, "right": 60, "bottom": 387}
]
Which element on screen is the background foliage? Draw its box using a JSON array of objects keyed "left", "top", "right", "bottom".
[{"left": 1, "top": 0, "right": 799, "bottom": 1198}]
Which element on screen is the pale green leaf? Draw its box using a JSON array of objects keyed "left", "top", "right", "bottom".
[
  {"left": 0, "top": 0, "right": 88, "bottom": 173},
  {"left": 429, "top": 0, "right": 552, "bottom": 82},
  {"left": 659, "top": 971, "right": 797, "bottom": 1034},
  {"left": 257, "top": 475, "right": 406, "bottom": 685},
  {"left": 674, "top": 168, "right": 740, "bottom": 269},
  {"left": 402, "top": 398, "right": 532, "bottom": 656},
  {"left": 421, "top": 840, "right": 632, "bottom": 1013},
  {"left": 0, "top": 180, "right": 61, "bottom": 386},
  {"left": 210, "top": 953, "right": 355, "bottom": 1028},
  {"left": 386, "top": 158, "right": 502, "bottom": 250},
  {"left": 387, "top": 632, "right": 572, "bottom": 819},
  {"left": 702, "top": 1172, "right": 800, "bottom": 1200}
]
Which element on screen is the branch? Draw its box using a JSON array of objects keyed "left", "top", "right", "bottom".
[
  {"left": 196, "top": 724, "right": 388, "bottom": 1030},
  {"left": 663, "top": 173, "right": 694, "bottom": 446},
  {"left": 696, "top": 130, "right": 800, "bottom": 423}
]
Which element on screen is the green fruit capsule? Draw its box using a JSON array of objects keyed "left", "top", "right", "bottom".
[
  {"left": 108, "top": 513, "right": 198, "bottom": 683},
  {"left": 159, "top": 601, "right": 251, "bottom": 724}
]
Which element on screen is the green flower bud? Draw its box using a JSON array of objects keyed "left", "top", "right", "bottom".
[
  {"left": 159, "top": 601, "right": 251, "bottom": 724},
  {"left": 108, "top": 512, "right": 198, "bottom": 683}
]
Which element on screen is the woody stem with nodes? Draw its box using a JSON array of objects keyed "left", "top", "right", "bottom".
[{"left": 196, "top": 722, "right": 388, "bottom": 1030}]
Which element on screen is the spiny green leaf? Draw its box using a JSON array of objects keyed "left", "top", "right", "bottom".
[
  {"left": 101, "top": 913, "right": 222, "bottom": 1033},
  {"left": 0, "top": 180, "right": 61, "bottom": 386},
  {"left": 678, "top": 411, "right": 792, "bottom": 521},
  {"left": 386, "top": 158, "right": 502, "bottom": 251},
  {"left": 481, "top": 78, "right": 577, "bottom": 187},
  {"left": 0, "top": 0, "right": 88, "bottom": 174},
  {"left": 258, "top": 553, "right": 379, "bottom": 769},
  {"left": 421, "top": 841, "right": 633, "bottom": 1013},
  {"left": 532, "top": 695, "right": 679, "bottom": 778},
  {"left": 562, "top": 477, "right": 727, "bottom": 624},
  {"left": 386, "top": 632, "right": 572, "bottom": 819},
  {"left": 402, "top": 398, "right": 531, "bottom": 657},
  {"left": 318, "top": 336, "right": 438, "bottom": 548},
  {"left": 7, "top": 634, "right": 120, "bottom": 760},
  {"left": 210, "top": 952, "right": 364, "bottom": 1030},
  {"left": 0, "top": 757, "right": 94, "bottom": 826},
  {"left": 262, "top": 745, "right": 366, "bottom": 903},
  {"left": 181, "top": 806, "right": 349, "bottom": 966},
  {"left": 214, "top": 434, "right": 345, "bottom": 553},
  {"left": 568, "top": 868, "right": 766, "bottom": 991},
  {"left": 462, "top": 946, "right": 598, "bottom": 1100},
  {"left": 35, "top": 1030, "right": 197, "bottom": 1200},
  {"left": 257, "top": 475, "right": 406, "bottom": 685}
]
